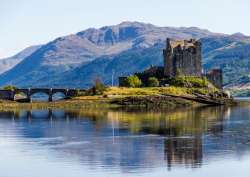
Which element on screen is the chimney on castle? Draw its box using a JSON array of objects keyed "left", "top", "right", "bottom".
[
  {"left": 166, "top": 38, "right": 170, "bottom": 50},
  {"left": 191, "top": 38, "right": 196, "bottom": 44},
  {"left": 184, "top": 40, "right": 188, "bottom": 50}
]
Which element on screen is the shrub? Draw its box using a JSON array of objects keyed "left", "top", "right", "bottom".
[
  {"left": 148, "top": 77, "right": 159, "bottom": 87},
  {"left": 3, "top": 85, "right": 23, "bottom": 95},
  {"left": 121, "top": 75, "right": 142, "bottom": 87},
  {"left": 84, "top": 88, "right": 93, "bottom": 96},
  {"left": 104, "top": 86, "right": 111, "bottom": 91},
  {"left": 168, "top": 76, "right": 185, "bottom": 87},
  {"left": 202, "top": 76, "right": 207, "bottom": 87},
  {"left": 176, "top": 69, "right": 182, "bottom": 77},
  {"left": 4, "top": 85, "right": 21, "bottom": 89}
]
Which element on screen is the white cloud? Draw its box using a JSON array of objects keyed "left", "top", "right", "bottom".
[
  {"left": 17, "top": 43, "right": 32, "bottom": 48},
  {"left": 0, "top": 43, "right": 35, "bottom": 58}
]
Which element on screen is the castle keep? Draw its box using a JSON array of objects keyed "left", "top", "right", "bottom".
[
  {"left": 163, "top": 38, "right": 202, "bottom": 77},
  {"left": 119, "top": 38, "right": 223, "bottom": 89}
]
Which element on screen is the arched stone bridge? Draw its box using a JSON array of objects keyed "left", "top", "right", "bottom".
[{"left": 0, "top": 88, "right": 84, "bottom": 102}]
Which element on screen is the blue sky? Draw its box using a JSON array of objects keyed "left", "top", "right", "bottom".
[{"left": 0, "top": 0, "right": 249, "bottom": 58}]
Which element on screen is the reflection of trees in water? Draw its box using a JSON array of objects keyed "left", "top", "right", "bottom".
[{"left": 0, "top": 106, "right": 233, "bottom": 170}]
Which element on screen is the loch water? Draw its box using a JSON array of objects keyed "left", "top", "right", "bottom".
[{"left": 1, "top": 105, "right": 250, "bottom": 176}]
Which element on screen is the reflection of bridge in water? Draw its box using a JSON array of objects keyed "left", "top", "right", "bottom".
[
  {"left": 0, "top": 88, "right": 84, "bottom": 102},
  {"left": 0, "top": 109, "right": 78, "bottom": 120}
]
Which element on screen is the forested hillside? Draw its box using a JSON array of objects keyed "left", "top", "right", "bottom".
[{"left": 200, "top": 35, "right": 250, "bottom": 86}]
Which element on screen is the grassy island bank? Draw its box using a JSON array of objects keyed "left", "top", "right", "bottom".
[{"left": 0, "top": 86, "right": 248, "bottom": 110}]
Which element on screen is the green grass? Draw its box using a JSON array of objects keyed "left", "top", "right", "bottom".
[{"left": 73, "top": 86, "right": 216, "bottom": 99}]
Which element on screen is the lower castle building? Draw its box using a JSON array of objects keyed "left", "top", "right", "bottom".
[{"left": 119, "top": 38, "right": 223, "bottom": 89}]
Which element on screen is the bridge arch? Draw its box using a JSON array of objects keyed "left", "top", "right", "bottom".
[
  {"left": 52, "top": 89, "right": 68, "bottom": 99},
  {"left": 13, "top": 89, "right": 29, "bottom": 97},
  {"left": 30, "top": 89, "right": 51, "bottom": 96}
]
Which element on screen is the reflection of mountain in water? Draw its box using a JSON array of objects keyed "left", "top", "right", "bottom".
[{"left": 0, "top": 106, "right": 249, "bottom": 171}]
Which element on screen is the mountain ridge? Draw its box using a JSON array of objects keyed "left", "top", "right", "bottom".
[
  {"left": 0, "top": 45, "right": 43, "bottom": 74},
  {"left": 0, "top": 21, "right": 223, "bottom": 87},
  {"left": 23, "top": 35, "right": 250, "bottom": 89}
]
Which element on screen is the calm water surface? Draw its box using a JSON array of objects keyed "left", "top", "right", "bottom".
[{"left": 1, "top": 105, "right": 250, "bottom": 176}]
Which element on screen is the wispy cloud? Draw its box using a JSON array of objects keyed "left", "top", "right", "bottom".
[
  {"left": 17, "top": 43, "right": 32, "bottom": 48},
  {"left": 0, "top": 43, "right": 34, "bottom": 58}
]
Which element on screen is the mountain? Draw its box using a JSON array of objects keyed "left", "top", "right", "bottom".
[
  {"left": 0, "top": 45, "right": 42, "bottom": 74},
  {"left": 27, "top": 35, "right": 250, "bottom": 89},
  {"left": 0, "top": 22, "right": 222, "bottom": 87},
  {"left": 232, "top": 32, "right": 245, "bottom": 36},
  {"left": 21, "top": 43, "right": 165, "bottom": 88},
  {"left": 200, "top": 35, "right": 250, "bottom": 87}
]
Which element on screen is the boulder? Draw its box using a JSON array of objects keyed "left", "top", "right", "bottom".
[
  {"left": 205, "top": 84, "right": 214, "bottom": 91},
  {"left": 220, "top": 89, "right": 231, "bottom": 99},
  {"left": 185, "top": 81, "right": 193, "bottom": 88},
  {"left": 99, "top": 95, "right": 121, "bottom": 98},
  {"left": 209, "top": 93, "right": 216, "bottom": 98}
]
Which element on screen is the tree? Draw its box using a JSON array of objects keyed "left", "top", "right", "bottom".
[
  {"left": 121, "top": 75, "right": 142, "bottom": 87},
  {"left": 203, "top": 76, "right": 207, "bottom": 87},
  {"left": 176, "top": 69, "right": 182, "bottom": 77},
  {"left": 92, "top": 77, "right": 104, "bottom": 95},
  {"left": 148, "top": 77, "right": 159, "bottom": 87},
  {"left": 4, "top": 85, "right": 14, "bottom": 89},
  {"left": 93, "top": 77, "right": 102, "bottom": 87},
  {"left": 4, "top": 85, "right": 23, "bottom": 95}
]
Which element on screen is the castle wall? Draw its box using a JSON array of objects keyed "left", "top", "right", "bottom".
[
  {"left": 135, "top": 66, "right": 164, "bottom": 86},
  {"left": 201, "top": 69, "right": 223, "bottom": 89},
  {"left": 118, "top": 77, "right": 128, "bottom": 87},
  {"left": 134, "top": 72, "right": 150, "bottom": 86}
]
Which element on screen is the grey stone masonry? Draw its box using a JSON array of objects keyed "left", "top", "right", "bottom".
[
  {"left": 119, "top": 77, "right": 128, "bottom": 87},
  {"left": 0, "top": 88, "right": 83, "bottom": 102},
  {"left": 202, "top": 69, "right": 223, "bottom": 89},
  {"left": 163, "top": 38, "right": 202, "bottom": 77}
]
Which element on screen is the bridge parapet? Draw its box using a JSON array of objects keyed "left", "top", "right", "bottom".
[{"left": 0, "top": 89, "right": 14, "bottom": 100}]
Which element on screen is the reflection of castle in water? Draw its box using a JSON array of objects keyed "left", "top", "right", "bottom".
[
  {"left": 0, "top": 106, "right": 237, "bottom": 171},
  {"left": 163, "top": 107, "right": 225, "bottom": 170}
]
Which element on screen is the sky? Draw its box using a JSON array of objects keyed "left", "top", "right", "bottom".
[{"left": 0, "top": 0, "right": 249, "bottom": 59}]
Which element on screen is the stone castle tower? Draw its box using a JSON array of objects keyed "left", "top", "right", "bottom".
[{"left": 163, "top": 38, "right": 203, "bottom": 77}]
